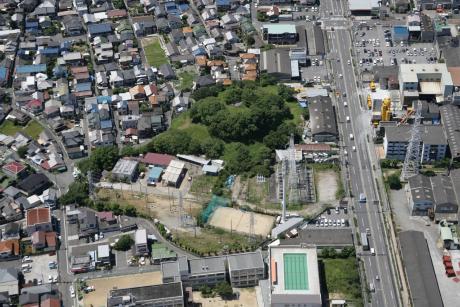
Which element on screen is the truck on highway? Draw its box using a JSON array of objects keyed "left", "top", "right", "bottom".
[{"left": 361, "top": 232, "right": 369, "bottom": 251}]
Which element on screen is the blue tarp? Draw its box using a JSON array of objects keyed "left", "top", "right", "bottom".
[{"left": 16, "top": 64, "right": 46, "bottom": 74}]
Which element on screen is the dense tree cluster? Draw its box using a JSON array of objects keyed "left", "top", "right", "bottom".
[{"left": 77, "top": 146, "right": 120, "bottom": 174}]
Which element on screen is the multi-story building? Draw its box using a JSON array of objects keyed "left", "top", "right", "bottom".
[
  {"left": 262, "top": 24, "right": 297, "bottom": 45},
  {"left": 161, "top": 256, "right": 227, "bottom": 289},
  {"left": 383, "top": 124, "right": 447, "bottom": 162},
  {"left": 399, "top": 64, "right": 454, "bottom": 105},
  {"left": 107, "top": 282, "right": 184, "bottom": 307},
  {"left": 227, "top": 251, "right": 265, "bottom": 287}
]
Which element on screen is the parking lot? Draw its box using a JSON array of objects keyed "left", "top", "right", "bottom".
[
  {"left": 352, "top": 23, "right": 438, "bottom": 70},
  {"left": 301, "top": 57, "right": 329, "bottom": 84},
  {"left": 22, "top": 254, "right": 59, "bottom": 285},
  {"left": 304, "top": 207, "right": 350, "bottom": 229}
]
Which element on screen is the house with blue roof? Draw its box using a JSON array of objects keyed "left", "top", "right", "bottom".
[
  {"left": 16, "top": 64, "right": 47, "bottom": 75},
  {"left": 147, "top": 166, "right": 163, "bottom": 185},
  {"left": 100, "top": 120, "right": 113, "bottom": 131},
  {"left": 164, "top": 2, "right": 180, "bottom": 15},
  {"left": 215, "top": 0, "right": 230, "bottom": 11},
  {"left": 75, "top": 82, "right": 92, "bottom": 92},
  {"left": 39, "top": 47, "right": 60, "bottom": 57},
  {"left": 97, "top": 96, "right": 112, "bottom": 104},
  {"left": 87, "top": 23, "right": 112, "bottom": 37}
]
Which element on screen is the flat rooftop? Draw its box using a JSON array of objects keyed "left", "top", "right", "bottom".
[
  {"left": 263, "top": 24, "right": 297, "bottom": 34},
  {"left": 270, "top": 246, "right": 320, "bottom": 298}
]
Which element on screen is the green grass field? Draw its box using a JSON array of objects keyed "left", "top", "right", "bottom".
[
  {"left": 144, "top": 38, "right": 168, "bottom": 67},
  {"left": 178, "top": 71, "right": 196, "bottom": 91},
  {"left": 0, "top": 119, "right": 43, "bottom": 140},
  {"left": 190, "top": 175, "right": 217, "bottom": 196},
  {"left": 323, "top": 258, "right": 363, "bottom": 307}
]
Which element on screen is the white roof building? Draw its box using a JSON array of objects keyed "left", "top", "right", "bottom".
[
  {"left": 269, "top": 245, "right": 321, "bottom": 306},
  {"left": 162, "top": 160, "right": 186, "bottom": 187}
]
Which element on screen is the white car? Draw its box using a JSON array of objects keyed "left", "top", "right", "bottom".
[
  {"left": 352, "top": 146, "right": 356, "bottom": 151},
  {"left": 22, "top": 256, "right": 32, "bottom": 263},
  {"left": 70, "top": 286, "right": 75, "bottom": 298},
  {"left": 53, "top": 276, "right": 58, "bottom": 283},
  {"left": 346, "top": 116, "right": 350, "bottom": 122},
  {"left": 48, "top": 275, "right": 53, "bottom": 283},
  {"left": 344, "top": 101, "right": 348, "bottom": 107},
  {"left": 347, "top": 60, "right": 351, "bottom": 65}
]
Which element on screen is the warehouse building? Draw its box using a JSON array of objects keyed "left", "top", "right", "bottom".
[
  {"left": 262, "top": 24, "right": 298, "bottom": 45},
  {"left": 349, "top": 0, "right": 380, "bottom": 16},
  {"left": 407, "top": 171, "right": 460, "bottom": 220},
  {"left": 260, "top": 48, "right": 295, "bottom": 80},
  {"left": 309, "top": 96, "right": 338, "bottom": 142},
  {"left": 399, "top": 231, "right": 443, "bottom": 307},
  {"left": 162, "top": 160, "right": 186, "bottom": 187},
  {"left": 268, "top": 244, "right": 321, "bottom": 307},
  {"left": 111, "top": 159, "right": 138, "bottom": 182},
  {"left": 440, "top": 104, "right": 460, "bottom": 161}
]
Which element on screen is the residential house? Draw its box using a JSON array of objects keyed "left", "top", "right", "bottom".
[
  {"left": 0, "top": 240, "right": 19, "bottom": 261},
  {"left": 0, "top": 199, "right": 23, "bottom": 224},
  {"left": 3, "top": 222, "right": 21, "bottom": 240},
  {"left": 62, "top": 15, "right": 83, "bottom": 36},
  {"left": 26, "top": 207, "right": 52, "bottom": 235},
  {"left": 2, "top": 161, "right": 27, "bottom": 179},
  {"left": 31, "top": 231, "right": 57, "bottom": 252},
  {"left": 17, "top": 173, "right": 51, "bottom": 196},
  {"left": 78, "top": 209, "right": 98, "bottom": 237}
]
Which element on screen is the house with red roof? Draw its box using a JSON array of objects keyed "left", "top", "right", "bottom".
[
  {"left": 26, "top": 207, "right": 52, "bottom": 236},
  {"left": 25, "top": 99, "right": 43, "bottom": 115},
  {"left": 2, "top": 161, "right": 27, "bottom": 179},
  {"left": 141, "top": 153, "right": 174, "bottom": 168},
  {"left": 0, "top": 239, "right": 19, "bottom": 260},
  {"left": 31, "top": 231, "right": 57, "bottom": 252}
]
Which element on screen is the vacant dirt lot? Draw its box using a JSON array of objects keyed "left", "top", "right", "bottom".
[
  {"left": 316, "top": 170, "right": 338, "bottom": 204},
  {"left": 97, "top": 188, "right": 202, "bottom": 231},
  {"left": 83, "top": 272, "right": 162, "bottom": 307},
  {"left": 209, "top": 207, "right": 275, "bottom": 237},
  {"left": 192, "top": 288, "right": 257, "bottom": 307}
]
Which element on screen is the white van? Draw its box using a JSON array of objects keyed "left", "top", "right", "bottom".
[
  {"left": 346, "top": 116, "right": 350, "bottom": 122},
  {"left": 370, "top": 247, "right": 375, "bottom": 255},
  {"left": 349, "top": 134, "right": 354, "bottom": 140}
]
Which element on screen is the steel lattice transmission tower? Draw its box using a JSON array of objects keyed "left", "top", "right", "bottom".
[
  {"left": 401, "top": 101, "right": 423, "bottom": 181},
  {"left": 287, "top": 134, "right": 300, "bottom": 205}
]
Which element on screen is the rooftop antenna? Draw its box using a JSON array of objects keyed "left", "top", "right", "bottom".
[{"left": 401, "top": 101, "right": 422, "bottom": 181}]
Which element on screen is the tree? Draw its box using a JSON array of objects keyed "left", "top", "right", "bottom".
[
  {"left": 245, "top": 35, "right": 255, "bottom": 47},
  {"left": 124, "top": 205, "right": 137, "bottom": 217},
  {"left": 190, "top": 97, "right": 226, "bottom": 125},
  {"left": 113, "top": 234, "right": 134, "bottom": 251},
  {"left": 17, "top": 145, "right": 28, "bottom": 158},
  {"left": 220, "top": 87, "right": 242, "bottom": 105},
  {"left": 148, "top": 130, "right": 196, "bottom": 155},
  {"left": 215, "top": 282, "right": 233, "bottom": 299},
  {"left": 339, "top": 246, "right": 356, "bottom": 258},
  {"left": 387, "top": 173, "right": 402, "bottom": 190},
  {"left": 59, "top": 181, "right": 89, "bottom": 205},
  {"left": 302, "top": 107, "right": 310, "bottom": 120},
  {"left": 77, "top": 146, "right": 119, "bottom": 174},
  {"left": 201, "top": 138, "right": 225, "bottom": 159},
  {"left": 120, "top": 145, "right": 140, "bottom": 157},
  {"left": 421, "top": 170, "right": 436, "bottom": 177},
  {"left": 199, "top": 285, "right": 213, "bottom": 298},
  {"left": 380, "top": 159, "right": 399, "bottom": 169},
  {"left": 278, "top": 84, "right": 296, "bottom": 101},
  {"left": 321, "top": 247, "right": 338, "bottom": 258}
]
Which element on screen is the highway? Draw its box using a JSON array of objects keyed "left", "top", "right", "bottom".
[{"left": 321, "top": 2, "right": 401, "bottom": 307}]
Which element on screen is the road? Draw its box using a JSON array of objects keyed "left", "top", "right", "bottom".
[{"left": 322, "top": 2, "right": 400, "bottom": 307}]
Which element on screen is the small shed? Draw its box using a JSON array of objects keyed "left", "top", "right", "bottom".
[
  {"left": 147, "top": 166, "right": 163, "bottom": 185},
  {"left": 202, "top": 164, "right": 219, "bottom": 175}
]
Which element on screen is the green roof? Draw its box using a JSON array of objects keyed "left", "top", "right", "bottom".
[
  {"left": 263, "top": 24, "right": 297, "bottom": 34},
  {"left": 283, "top": 253, "right": 308, "bottom": 290},
  {"left": 151, "top": 243, "right": 176, "bottom": 260}
]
